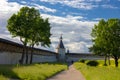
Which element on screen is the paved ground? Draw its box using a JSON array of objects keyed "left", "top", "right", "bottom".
[{"left": 47, "top": 65, "right": 86, "bottom": 80}]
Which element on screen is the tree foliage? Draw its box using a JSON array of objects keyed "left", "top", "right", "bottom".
[
  {"left": 7, "top": 6, "right": 51, "bottom": 64},
  {"left": 90, "top": 18, "right": 120, "bottom": 67}
]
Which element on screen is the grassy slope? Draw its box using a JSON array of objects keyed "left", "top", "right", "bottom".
[
  {"left": 0, "top": 63, "right": 67, "bottom": 80},
  {"left": 74, "top": 60, "right": 120, "bottom": 80},
  {"left": 0, "top": 75, "right": 9, "bottom": 80}
]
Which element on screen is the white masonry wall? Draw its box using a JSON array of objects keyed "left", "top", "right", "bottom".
[
  {"left": 33, "top": 54, "right": 57, "bottom": 63},
  {"left": 66, "top": 56, "right": 104, "bottom": 62},
  {"left": 0, "top": 51, "right": 21, "bottom": 64},
  {"left": 0, "top": 51, "right": 57, "bottom": 64}
]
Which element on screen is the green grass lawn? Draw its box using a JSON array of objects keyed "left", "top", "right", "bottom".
[
  {"left": 74, "top": 60, "right": 120, "bottom": 80},
  {"left": 0, "top": 63, "right": 67, "bottom": 80},
  {"left": 0, "top": 75, "right": 9, "bottom": 80}
]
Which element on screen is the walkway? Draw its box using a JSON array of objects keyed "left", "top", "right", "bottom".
[{"left": 47, "top": 65, "right": 86, "bottom": 80}]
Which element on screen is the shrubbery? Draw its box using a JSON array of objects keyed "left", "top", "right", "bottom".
[
  {"left": 86, "top": 60, "right": 99, "bottom": 66},
  {"left": 79, "top": 59, "right": 86, "bottom": 63}
]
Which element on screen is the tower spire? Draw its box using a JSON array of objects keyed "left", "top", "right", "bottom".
[
  {"left": 56, "top": 34, "right": 66, "bottom": 62},
  {"left": 56, "top": 34, "right": 65, "bottom": 49},
  {"left": 60, "top": 34, "right": 63, "bottom": 40}
]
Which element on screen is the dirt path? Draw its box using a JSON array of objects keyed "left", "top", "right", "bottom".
[{"left": 47, "top": 65, "right": 86, "bottom": 80}]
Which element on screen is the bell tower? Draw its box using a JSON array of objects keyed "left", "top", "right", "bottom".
[{"left": 56, "top": 35, "right": 66, "bottom": 62}]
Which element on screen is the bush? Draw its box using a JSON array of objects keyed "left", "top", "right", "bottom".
[
  {"left": 86, "top": 60, "right": 99, "bottom": 66},
  {"left": 79, "top": 59, "right": 86, "bottom": 63}
]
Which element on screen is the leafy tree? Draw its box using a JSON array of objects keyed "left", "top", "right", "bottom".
[
  {"left": 7, "top": 7, "right": 51, "bottom": 64},
  {"left": 7, "top": 7, "right": 30, "bottom": 64},
  {"left": 90, "top": 19, "right": 109, "bottom": 65},
  {"left": 28, "top": 16, "right": 51, "bottom": 64},
  {"left": 107, "top": 19, "right": 120, "bottom": 67},
  {"left": 90, "top": 18, "right": 120, "bottom": 67}
]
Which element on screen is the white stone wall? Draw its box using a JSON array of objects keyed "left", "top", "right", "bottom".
[
  {"left": 33, "top": 55, "right": 57, "bottom": 63},
  {"left": 0, "top": 51, "right": 57, "bottom": 64},
  {"left": 0, "top": 51, "right": 104, "bottom": 64},
  {"left": 66, "top": 56, "right": 104, "bottom": 62},
  {"left": 66, "top": 57, "right": 80, "bottom": 62},
  {"left": 0, "top": 51, "right": 21, "bottom": 64}
]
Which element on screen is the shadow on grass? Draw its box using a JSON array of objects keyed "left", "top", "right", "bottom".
[
  {"left": 0, "top": 64, "right": 20, "bottom": 79},
  {"left": 0, "top": 62, "right": 67, "bottom": 80}
]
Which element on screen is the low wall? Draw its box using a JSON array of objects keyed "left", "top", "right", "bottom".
[{"left": 66, "top": 53, "right": 104, "bottom": 62}]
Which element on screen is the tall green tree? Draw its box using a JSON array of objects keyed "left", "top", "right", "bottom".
[
  {"left": 90, "top": 19, "right": 109, "bottom": 65},
  {"left": 107, "top": 19, "right": 120, "bottom": 67},
  {"left": 7, "top": 6, "right": 51, "bottom": 64},
  {"left": 29, "top": 17, "right": 51, "bottom": 64},
  {"left": 7, "top": 7, "right": 30, "bottom": 64},
  {"left": 90, "top": 18, "right": 120, "bottom": 67}
]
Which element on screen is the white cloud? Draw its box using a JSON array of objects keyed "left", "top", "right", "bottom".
[
  {"left": 20, "top": 1, "right": 27, "bottom": 4},
  {"left": 40, "top": 0, "right": 98, "bottom": 10},
  {"left": 0, "top": 0, "right": 24, "bottom": 43},
  {"left": 41, "top": 14, "right": 98, "bottom": 53},
  {"left": 31, "top": 3, "right": 57, "bottom": 13},
  {"left": 0, "top": 0, "right": 24, "bottom": 28},
  {"left": 0, "top": 0, "right": 56, "bottom": 33},
  {"left": 66, "top": 42, "right": 89, "bottom": 53},
  {"left": 66, "top": 15, "right": 84, "bottom": 20},
  {"left": 0, "top": 0, "right": 22, "bottom": 13},
  {"left": 101, "top": 4, "right": 118, "bottom": 9},
  {"left": 40, "top": 0, "right": 119, "bottom": 10},
  {"left": 93, "top": 18, "right": 103, "bottom": 21},
  {"left": 89, "top": 0, "right": 102, "bottom": 2},
  {"left": 18, "top": 1, "right": 57, "bottom": 13}
]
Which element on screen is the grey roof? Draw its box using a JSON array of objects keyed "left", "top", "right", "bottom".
[
  {"left": 56, "top": 36, "right": 65, "bottom": 49},
  {"left": 0, "top": 38, "right": 57, "bottom": 54},
  {"left": 0, "top": 38, "right": 23, "bottom": 47}
]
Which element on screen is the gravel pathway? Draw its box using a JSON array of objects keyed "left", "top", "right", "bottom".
[{"left": 47, "top": 65, "right": 86, "bottom": 80}]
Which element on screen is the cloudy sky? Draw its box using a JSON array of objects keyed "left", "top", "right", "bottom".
[{"left": 0, "top": 0, "right": 120, "bottom": 53}]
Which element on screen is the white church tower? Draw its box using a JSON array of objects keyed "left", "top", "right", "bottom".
[{"left": 56, "top": 35, "right": 66, "bottom": 62}]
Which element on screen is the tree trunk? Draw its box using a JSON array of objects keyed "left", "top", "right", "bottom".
[
  {"left": 25, "top": 47, "right": 28, "bottom": 64},
  {"left": 19, "top": 37, "right": 26, "bottom": 64},
  {"left": 114, "top": 56, "right": 118, "bottom": 67},
  {"left": 108, "top": 54, "right": 111, "bottom": 65},
  {"left": 19, "top": 45, "right": 25, "bottom": 64},
  {"left": 30, "top": 45, "right": 34, "bottom": 64},
  {"left": 104, "top": 55, "right": 107, "bottom": 66}
]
